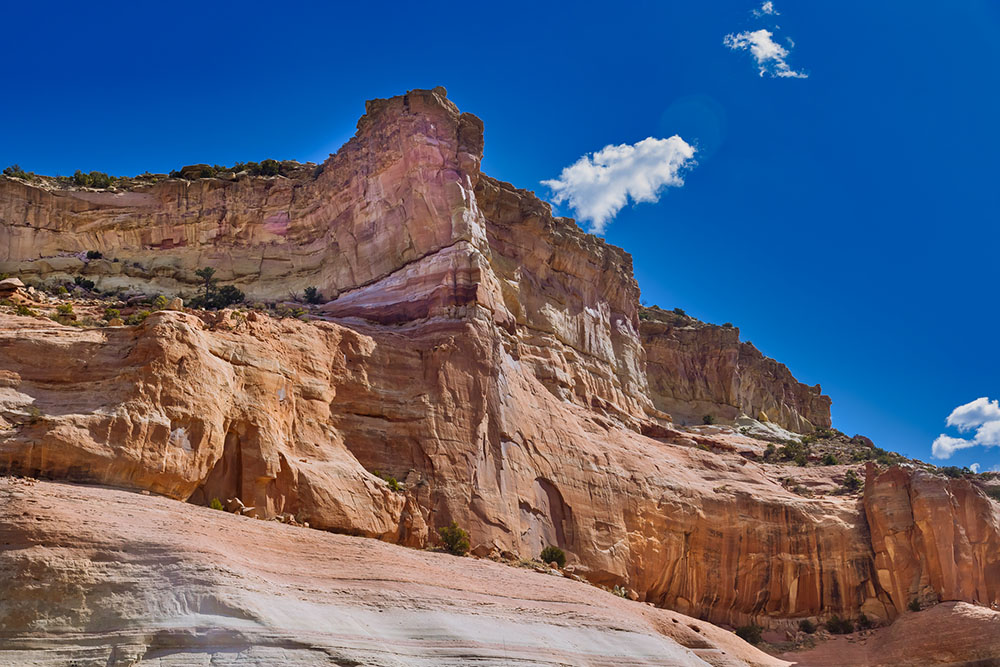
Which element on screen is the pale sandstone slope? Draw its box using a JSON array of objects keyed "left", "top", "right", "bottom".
[{"left": 0, "top": 477, "right": 784, "bottom": 667}]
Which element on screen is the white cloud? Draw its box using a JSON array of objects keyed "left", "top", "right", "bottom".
[
  {"left": 932, "top": 397, "right": 1000, "bottom": 459},
  {"left": 946, "top": 397, "right": 1000, "bottom": 433},
  {"left": 724, "top": 29, "right": 808, "bottom": 79},
  {"left": 542, "top": 137, "right": 696, "bottom": 234},
  {"left": 970, "top": 462, "right": 981, "bottom": 473},
  {"left": 753, "top": 1, "right": 779, "bottom": 16}
]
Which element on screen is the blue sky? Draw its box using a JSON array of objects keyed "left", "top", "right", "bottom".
[{"left": 3, "top": 1, "right": 999, "bottom": 468}]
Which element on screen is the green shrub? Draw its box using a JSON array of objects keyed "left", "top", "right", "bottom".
[
  {"left": 672, "top": 307, "right": 686, "bottom": 316},
  {"left": 795, "top": 452, "right": 808, "bottom": 466},
  {"left": 303, "top": 286, "right": 323, "bottom": 304},
  {"left": 104, "top": 307, "right": 120, "bottom": 320},
  {"left": 825, "top": 615, "right": 854, "bottom": 634},
  {"left": 152, "top": 295, "right": 169, "bottom": 310},
  {"left": 539, "top": 545, "right": 566, "bottom": 568},
  {"left": 843, "top": 469, "right": 862, "bottom": 492},
  {"left": 126, "top": 310, "right": 151, "bottom": 325},
  {"left": 702, "top": 414, "right": 716, "bottom": 425},
  {"left": 735, "top": 624, "right": 762, "bottom": 645},
  {"left": 3, "top": 164, "right": 30, "bottom": 180},
  {"left": 74, "top": 276, "right": 95, "bottom": 290},
  {"left": 437, "top": 521, "right": 470, "bottom": 556},
  {"left": 191, "top": 267, "right": 245, "bottom": 309},
  {"left": 763, "top": 444, "right": 776, "bottom": 461},
  {"left": 15, "top": 304, "right": 38, "bottom": 317},
  {"left": 257, "top": 159, "right": 280, "bottom": 176},
  {"left": 908, "top": 598, "right": 921, "bottom": 612},
  {"left": 857, "top": 612, "right": 873, "bottom": 630},
  {"left": 822, "top": 452, "right": 839, "bottom": 466},
  {"left": 798, "top": 618, "right": 816, "bottom": 634},
  {"left": 722, "top": 322, "right": 734, "bottom": 328},
  {"left": 56, "top": 303, "right": 74, "bottom": 315},
  {"left": 209, "top": 497, "right": 225, "bottom": 511},
  {"left": 86, "top": 250, "right": 103, "bottom": 260}
]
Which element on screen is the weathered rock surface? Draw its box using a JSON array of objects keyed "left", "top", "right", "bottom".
[
  {"left": 0, "top": 477, "right": 783, "bottom": 667},
  {"left": 864, "top": 463, "right": 1000, "bottom": 616},
  {"left": 641, "top": 309, "right": 831, "bottom": 432}
]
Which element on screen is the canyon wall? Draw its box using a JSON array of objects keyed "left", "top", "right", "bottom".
[
  {"left": 641, "top": 309, "right": 831, "bottom": 432},
  {"left": 0, "top": 87, "right": 996, "bottom": 635}
]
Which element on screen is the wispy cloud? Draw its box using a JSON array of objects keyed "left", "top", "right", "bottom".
[
  {"left": 542, "top": 137, "right": 696, "bottom": 234},
  {"left": 970, "top": 462, "right": 981, "bottom": 473},
  {"left": 724, "top": 29, "right": 807, "bottom": 79},
  {"left": 932, "top": 397, "right": 1000, "bottom": 459},
  {"left": 753, "top": 1, "right": 779, "bottom": 16}
]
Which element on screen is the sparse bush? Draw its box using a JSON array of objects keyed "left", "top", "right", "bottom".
[
  {"left": 908, "top": 598, "right": 921, "bottom": 612},
  {"left": 722, "top": 322, "right": 734, "bottom": 328},
  {"left": 735, "top": 624, "right": 762, "bottom": 645},
  {"left": 798, "top": 618, "right": 817, "bottom": 634},
  {"left": 15, "top": 304, "right": 38, "bottom": 317},
  {"left": 702, "top": 414, "right": 716, "bottom": 425},
  {"left": 857, "top": 612, "right": 873, "bottom": 630},
  {"left": 152, "top": 295, "right": 169, "bottom": 310},
  {"left": 437, "top": 521, "right": 470, "bottom": 556},
  {"left": 257, "top": 159, "right": 280, "bottom": 176},
  {"left": 795, "top": 452, "right": 808, "bottom": 467},
  {"left": 540, "top": 545, "right": 566, "bottom": 568},
  {"left": 843, "top": 469, "right": 862, "bottom": 492},
  {"left": 56, "top": 303, "right": 74, "bottom": 315},
  {"left": 672, "top": 307, "right": 686, "bottom": 317},
  {"left": 126, "top": 310, "right": 151, "bottom": 325},
  {"left": 303, "top": 286, "right": 323, "bottom": 304},
  {"left": 763, "top": 444, "right": 777, "bottom": 461},
  {"left": 822, "top": 452, "right": 839, "bottom": 466},
  {"left": 104, "top": 307, "right": 120, "bottom": 320},
  {"left": 209, "top": 497, "right": 225, "bottom": 511},
  {"left": 825, "top": 615, "right": 854, "bottom": 634},
  {"left": 86, "top": 250, "right": 103, "bottom": 260},
  {"left": 73, "top": 276, "right": 95, "bottom": 290},
  {"left": 3, "top": 164, "right": 30, "bottom": 180}
]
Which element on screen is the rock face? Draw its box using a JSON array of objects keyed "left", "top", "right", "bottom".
[
  {"left": 0, "top": 87, "right": 996, "bottom": 658},
  {"left": 0, "top": 478, "right": 783, "bottom": 667},
  {"left": 641, "top": 309, "right": 831, "bottom": 432},
  {"left": 864, "top": 463, "right": 1000, "bottom": 615}
]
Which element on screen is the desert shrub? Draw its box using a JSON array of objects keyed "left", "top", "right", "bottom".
[
  {"left": 190, "top": 267, "right": 244, "bottom": 309},
  {"left": 55, "top": 285, "right": 69, "bottom": 295},
  {"left": 722, "top": 322, "right": 734, "bottom": 328},
  {"left": 939, "top": 466, "right": 966, "bottom": 479},
  {"left": 672, "top": 307, "right": 686, "bottom": 316},
  {"left": 437, "top": 521, "right": 470, "bottom": 556},
  {"left": 258, "top": 159, "right": 281, "bottom": 176},
  {"left": 843, "top": 469, "right": 862, "bottom": 492},
  {"left": 303, "top": 286, "right": 323, "bottom": 304},
  {"left": 126, "top": 310, "right": 151, "bottom": 325},
  {"left": 152, "top": 295, "right": 169, "bottom": 310},
  {"left": 104, "top": 307, "right": 120, "bottom": 320},
  {"left": 825, "top": 615, "right": 854, "bottom": 634},
  {"left": 209, "top": 497, "right": 225, "bottom": 511},
  {"left": 794, "top": 452, "right": 808, "bottom": 466},
  {"left": 539, "top": 545, "right": 566, "bottom": 568},
  {"left": 372, "top": 470, "right": 402, "bottom": 492},
  {"left": 735, "top": 624, "right": 762, "bottom": 645},
  {"left": 763, "top": 444, "right": 776, "bottom": 461},
  {"left": 908, "top": 598, "right": 921, "bottom": 612},
  {"left": 15, "top": 304, "right": 38, "bottom": 317},
  {"left": 56, "top": 303, "right": 74, "bottom": 315},
  {"left": 210, "top": 285, "right": 244, "bottom": 308},
  {"left": 857, "top": 612, "right": 873, "bottom": 630},
  {"left": 822, "top": 452, "right": 839, "bottom": 466},
  {"left": 982, "top": 486, "right": 1000, "bottom": 502},
  {"left": 702, "top": 414, "right": 716, "bottom": 425},
  {"left": 798, "top": 618, "right": 816, "bottom": 634},
  {"left": 86, "top": 250, "right": 103, "bottom": 259},
  {"left": 73, "top": 276, "right": 95, "bottom": 290},
  {"left": 3, "top": 164, "right": 30, "bottom": 180}
]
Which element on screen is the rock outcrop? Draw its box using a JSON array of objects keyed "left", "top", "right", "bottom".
[
  {"left": 0, "top": 87, "right": 996, "bottom": 663},
  {"left": 641, "top": 308, "right": 831, "bottom": 432},
  {"left": 864, "top": 463, "right": 1000, "bottom": 615},
  {"left": 0, "top": 477, "right": 783, "bottom": 667}
]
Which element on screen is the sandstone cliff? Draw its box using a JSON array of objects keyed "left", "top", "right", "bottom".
[
  {"left": 641, "top": 307, "right": 831, "bottom": 432},
  {"left": 0, "top": 88, "right": 997, "bottom": 657}
]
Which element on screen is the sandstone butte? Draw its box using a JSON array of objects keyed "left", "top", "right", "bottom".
[{"left": 0, "top": 87, "right": 998, "bottom": 666}]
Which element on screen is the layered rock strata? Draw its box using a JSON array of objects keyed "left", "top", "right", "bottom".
[
  {"left": 641, "top": 309, "right": 831, "bottom": 432},
  {"left": 0, "top": 87, "right": 996, "bottom": 641}
]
